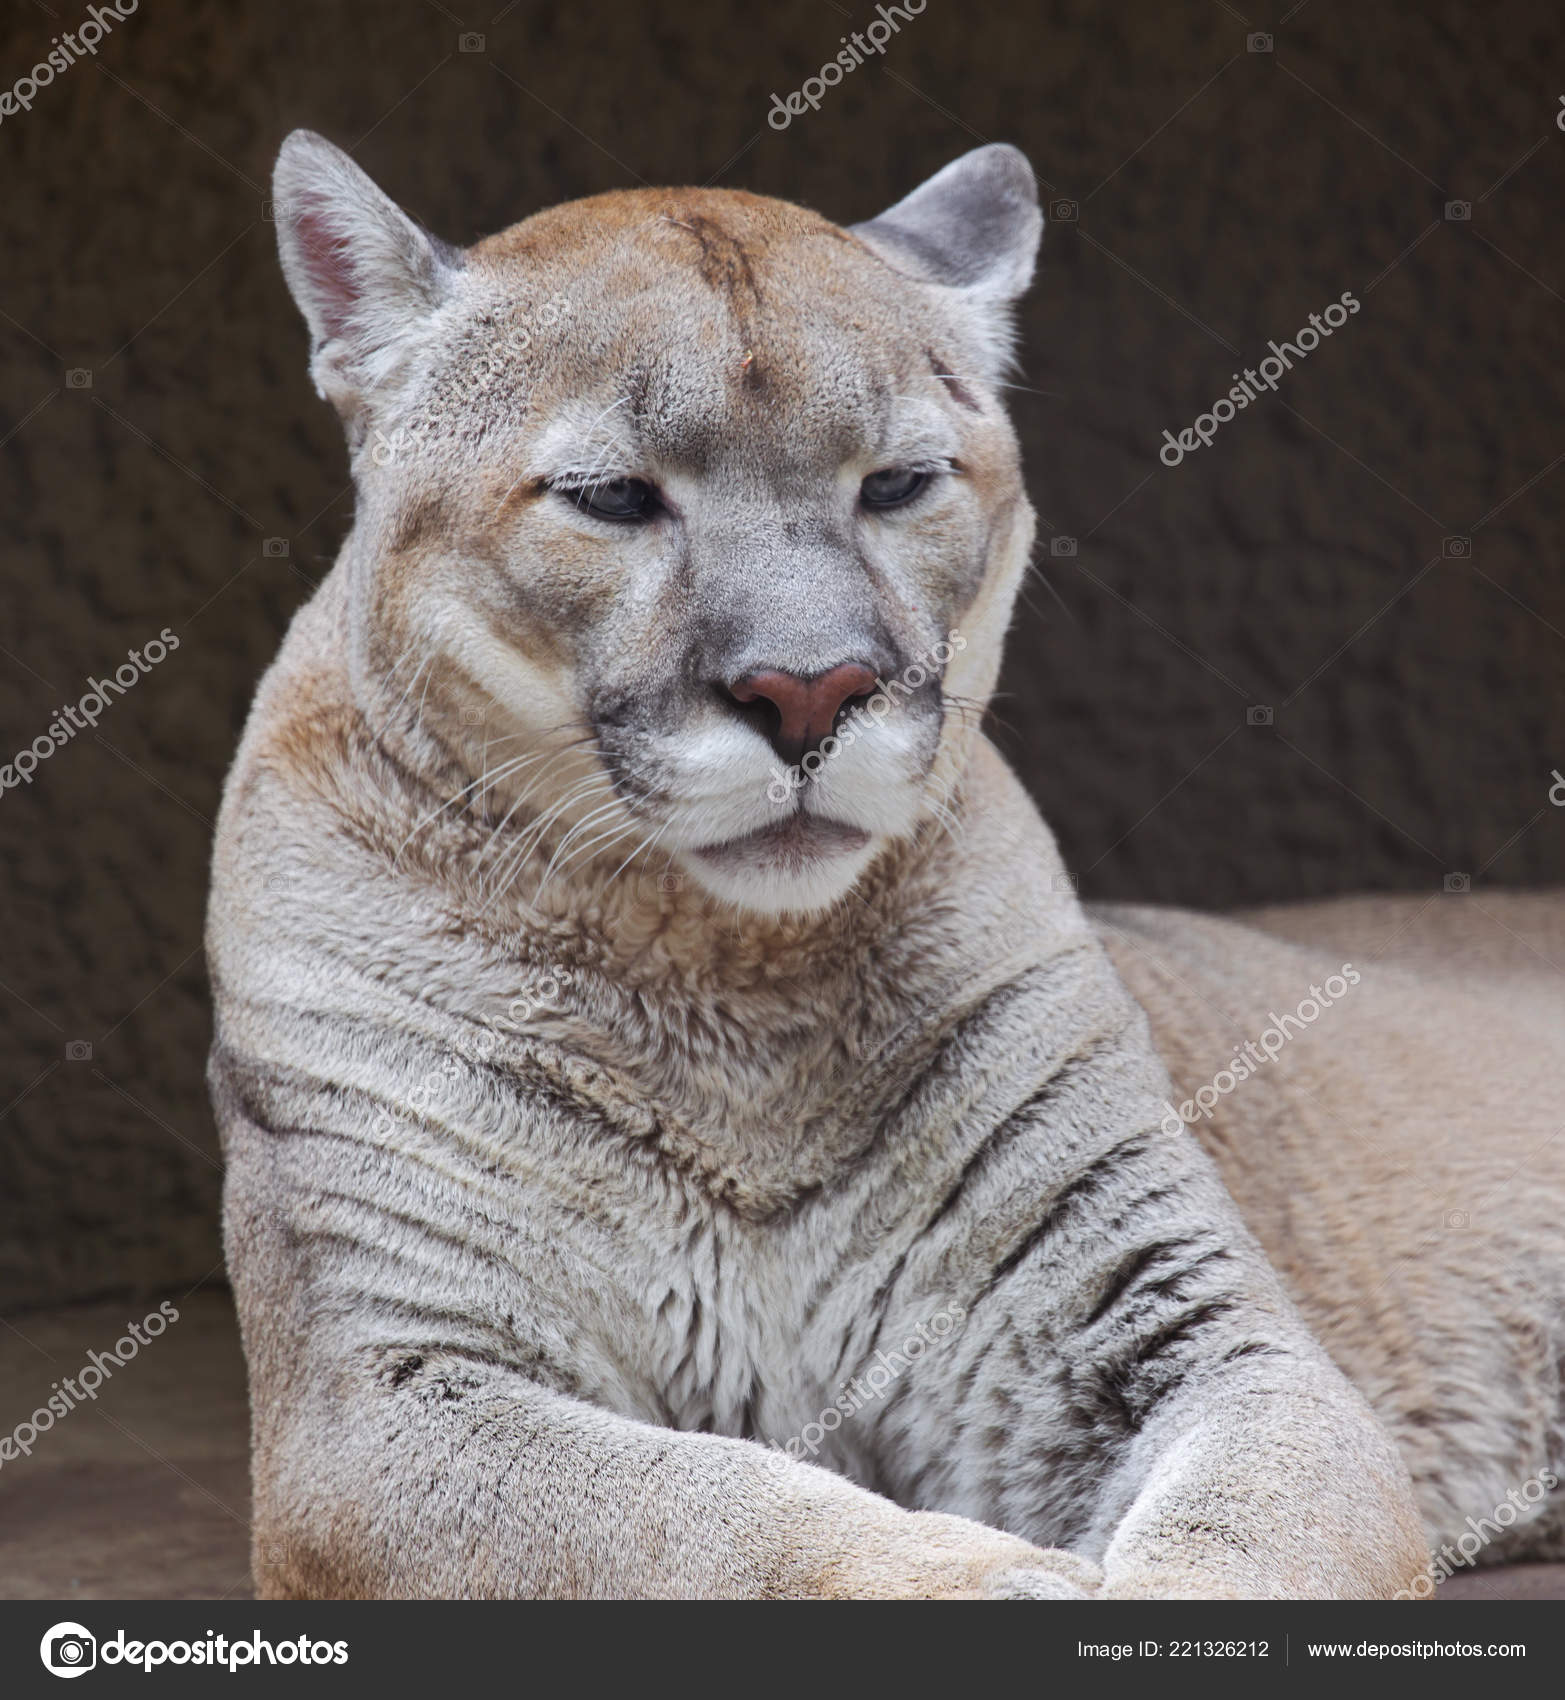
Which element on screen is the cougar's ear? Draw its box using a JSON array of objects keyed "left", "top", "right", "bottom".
[
  {"left": 850, "top": 143, "right": 1042, "bottom": 374},
  {"left": 272, "top": 129, "right": 461, "bottom": 427}
]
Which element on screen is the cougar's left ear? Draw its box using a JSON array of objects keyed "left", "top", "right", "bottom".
[{"left": 850, "top": 143, "right": 1042, "bottom": 375}]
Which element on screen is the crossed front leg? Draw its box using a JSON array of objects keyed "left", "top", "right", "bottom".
[
  {"left": 249, "top": 1339, "right": 1104, "bottom": 1600},
  {"left": 247, "top": 1309, "right": 1426, "bottom": 1601}
]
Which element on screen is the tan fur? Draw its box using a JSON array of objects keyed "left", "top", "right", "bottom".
[
  {"left": 206, "top": 134, "right": 1555, "bottom": 1601},
  {"left": 1099, "top": 893, "right": 1565, "bottom": 1564}
]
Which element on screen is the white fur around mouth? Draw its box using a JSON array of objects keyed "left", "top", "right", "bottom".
[{"left": 690, "top": 811, "right": 871, "bottom": 874}]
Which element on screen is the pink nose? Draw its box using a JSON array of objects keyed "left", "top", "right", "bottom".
[{"left": 728, "top": 662, "right": 878, "bottom": 763}]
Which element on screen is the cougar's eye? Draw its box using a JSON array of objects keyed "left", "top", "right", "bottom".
[
  {"left": 559, "top": 477, "right": 659, "bottom": 521},
  {"left": 860, "top": 466, "right": 931, "bottom": 509}
]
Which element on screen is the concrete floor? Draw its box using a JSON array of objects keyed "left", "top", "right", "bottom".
[
  {"left": 0, "top": 1292, "right": 251, "bottom": 1600},
  {"left": 0, "top": 1291, "right": 1559, "bottom": 1600}
]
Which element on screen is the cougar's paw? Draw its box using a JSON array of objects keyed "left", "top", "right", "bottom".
[
  {"left": 846, "top": 1509, "right": 1101, "bottom": 1601},
  {"left": 983, "top": 1551, "right": 1104, "bottom": 1599}
]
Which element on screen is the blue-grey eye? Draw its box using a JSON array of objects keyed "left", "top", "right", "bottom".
[
  {"left": 860, "top": 467, "right": 930, "bottom": 508},
  {"left": 563, "top": 477, "right": 657, "bottom": 520}
]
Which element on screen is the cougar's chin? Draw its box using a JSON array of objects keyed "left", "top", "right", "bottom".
[{"left": 677, "top": 809, "right": 880, "bottom": 915}]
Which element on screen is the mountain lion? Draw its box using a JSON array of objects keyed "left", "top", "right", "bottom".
[{"left": 207, "top": 131, "right": 1563, "bottom": 1598}]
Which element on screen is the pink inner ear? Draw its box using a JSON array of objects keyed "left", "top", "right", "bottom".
[{"left": 291, "top": 203, "right": 362, "bottom": 344}]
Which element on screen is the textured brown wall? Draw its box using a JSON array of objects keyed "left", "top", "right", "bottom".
[{"left": 2, "top": 0, "right": 1562, "bottom": 1311}]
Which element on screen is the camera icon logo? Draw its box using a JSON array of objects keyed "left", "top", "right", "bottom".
[
  {"left": 1051, "top": 871, "right": 1079, "bottom": 894},
  {"left": 1443, "top": 872, "right": 1470, "bottom": 893},
  {"left": 1047, "top": 199, "right": 1079, "bottom": 223},
  {"left": 658, "top": 871, "right": 685, "bottom": 893},
  {"left": 1247, "top": 32, "right": 1273, "bottom": 52},
  {"left": 1442, "top": 535, "right": 1471, "bottom": 558},
  {"left": 1445, "top": 200, "right": 1471, "bottom": 221},
  {"left": 1247, "top": 705, "right": 1274, "bottom": 727},
  {"left": 460, "top": 705, "right": 486, "bottom": 727},
  {"left": 65, "top": 369, "right": 92, "bottom": 390},
  {"left": 262, "top": 537, "right": 290, "bottom": 558},
  {"left": 263, "top": 199, "right": 296, "bottom": 223},
  {"left": 370, "top": 427, "right": 409, "bottom": 466},
  {"left": 65, "top": 1040, "right": 92, "bottom": 1062},
  {"left": 1049, "top": 535, "right": 1077, "bottom": 557},
  {"left": 1443, "top": 1208, "right": 1471, "bottom": 1230},
  {"left": 459, "top": 31, "right": 485, "bottom": 52},
  {"left": 40, "top": 1622, "right": 96, "bottom": 1677}
]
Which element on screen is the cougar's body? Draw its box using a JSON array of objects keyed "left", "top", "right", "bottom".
[
  {"left": 208, "top": 133, "right": 1561, "bottom": 1598},
  {"left": 1102, "top": 895, "right": 1565, "bottom": 1564}
]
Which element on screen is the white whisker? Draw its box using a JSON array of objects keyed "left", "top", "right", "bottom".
[
  {"left": 478, "top": 771, "right": 617, "bottom": 913},
  {"left": 392, "top": 750, "right": 549, "bottom": 866},
  {"left": 534, "top": 796, "right": 629, "bottom": 895},
  {"left": 603, "top": 820, "right": 668, "bottom": 892}
]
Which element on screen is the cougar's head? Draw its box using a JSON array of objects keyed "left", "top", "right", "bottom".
[{"left": 274, "top": 132, "right": 1042, "bottom": 915}]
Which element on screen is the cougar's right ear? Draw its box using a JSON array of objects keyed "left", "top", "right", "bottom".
[{"left": 272, "top": 130, "right": 461, "bottom": 429}]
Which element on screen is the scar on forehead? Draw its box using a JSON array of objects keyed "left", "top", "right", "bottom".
[
  {"left": 659, "top": 209, "right": 765, "bottom": 306},
  {"left": 657, "top": 210, "right": 770, "bottom": 391},
  {"left": 928, "top": 352, "right": 982, "bottom": 413}
]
